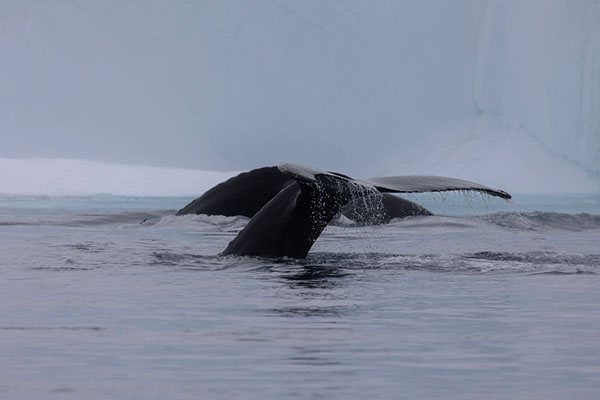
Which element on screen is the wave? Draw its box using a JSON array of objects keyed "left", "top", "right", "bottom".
[
  {"left": 380, "top": 212, "right": 600, "bottom": 232},
  {"left": 462, "top": 251, "right": 600, "bottom": 268},
  {"left": 141, "top": 214, "right": 249, "bottom": 231},
  {"left": 145, "top": 250, "right": 600, "bottom": 276},
  {"left": 479, "top": 212, "right": 600, "bottom": 231},
  {"left": 0, "top": 210, "right": 172, "bottom": 227},
  {"left": 2, "top": 209, "right": 599, "bottom": 232}
]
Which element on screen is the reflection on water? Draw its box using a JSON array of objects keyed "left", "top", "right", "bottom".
[{"left": 280, "top": 265, "right": 351, "bottom": 288}]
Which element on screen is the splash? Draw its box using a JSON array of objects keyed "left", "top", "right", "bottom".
[{"left": 340, "top": 182, "right": 387, "bottom": 225}]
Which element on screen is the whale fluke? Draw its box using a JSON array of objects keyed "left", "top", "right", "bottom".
[
  {"left": 361, "top": 175, "right": 512, "bottom": 199},
  {"left": 341, "top": 194, "right": 433, "bottom": 225},
  {"left": 222, "top": 165, "right": 379, "bottom": 258},
  {"left": 220, "top": 163, "right": 511, "bottom": 258},
  {"left": 176, "top": 166, "right": 293, "bottom": 217},
  {"left": 278, "top": 163, "right": 511, "bottom": 200},
  {"left": 176, "top": 165, "right": 434, "bottom": 223}
]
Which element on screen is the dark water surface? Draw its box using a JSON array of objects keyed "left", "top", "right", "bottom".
[{"left": 1, "top": 195, "right": 600, "bottom": 399}]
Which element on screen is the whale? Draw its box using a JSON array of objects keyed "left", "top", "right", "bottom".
[
  {"left": 177, "top": 166, "right": 432, "bottom": 223},
  {"left": 178, "top": 163, "right": 511, "bottom": 259}
]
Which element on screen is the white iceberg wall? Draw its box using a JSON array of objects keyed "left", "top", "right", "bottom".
[
  {"left": 0, "top": 0, "right": 486, "bottom": 173},
  {"left": 0, "top": 0, "right": 598, "bottom": 193},
  {"left": 475, "top": 0, "right": 600, "bottom": 177},
  {"left": 378, "top": 114, "right": 598, "bottom": 194},
  {"left": 377, "top": 0, "right": 600, "bottom": 193},
  {"left": 0, "top": 157, "right": 237, "bottom": 197}
]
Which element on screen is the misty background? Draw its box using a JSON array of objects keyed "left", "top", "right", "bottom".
[{"left": 1, "top": 0, "right": 599, "bottom": 194}]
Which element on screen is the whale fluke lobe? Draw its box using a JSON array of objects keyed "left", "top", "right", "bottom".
[
  {"left": 177, "top": 163, "right": 511, "bottom": 258},
  {"left": 361, "top": 176, "right": 512, "bottom": 199},
  {"left": 277, "top": 163, "right": 511, "bottom": 200},
  {"left": 176, "top": 166, "right": 294, "bottom": 217}
]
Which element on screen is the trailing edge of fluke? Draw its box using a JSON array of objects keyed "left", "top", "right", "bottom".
[{"left": 177, "top": 163, "right": 511, "bottom": 259}]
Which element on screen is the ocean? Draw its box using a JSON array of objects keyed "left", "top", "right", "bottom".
[{"left": 1, "top": 193, "right": 599, "bottom": 399}]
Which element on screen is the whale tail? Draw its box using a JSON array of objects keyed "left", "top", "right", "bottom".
[
  {"left": 278, "top": 163, "right": 511, "bottom": 199},
  {"left": 175, "top": 165, "right": 440, "bottom": 223},
  {"left": 176, "top": 166, "right": 293, "bottom": 217},
  {"left": 221, "top": 165, "right": 378, "bottom": 258},
  {"left": 221, "top": 163, "right": 510, "bottom": 258}
]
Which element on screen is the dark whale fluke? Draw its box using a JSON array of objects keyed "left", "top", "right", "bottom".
[
  {"left": 341, "top": 194, "right": 433, "bottom": 225},
  {"left": 176, "top": 166, "right": 292, "bottom": 217},
  {"left": 360, "top": 174, "right": 511, "bottom": 199},
  {"left": 177, "top": 166, "right": 433, "bottom": 223},
  {"left": 221, "top": 165, "right": 378, "bottom": 258},
  {"left": 218, "top": 163, "right": 510, "bottom": 259}
]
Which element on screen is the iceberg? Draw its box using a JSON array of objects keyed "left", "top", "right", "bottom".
[{"left": 0, "top": 157, "right": 237, "bottom": 197}]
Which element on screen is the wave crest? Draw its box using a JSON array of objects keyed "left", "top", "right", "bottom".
[{"left": 479, "top": 212, "right": 600, "bottom": 231}]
